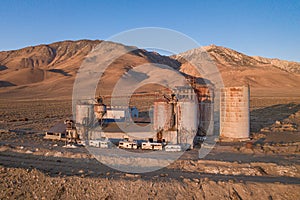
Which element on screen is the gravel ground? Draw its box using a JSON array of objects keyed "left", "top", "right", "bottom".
[{"left": 0, "top": 99, "right": 300, "bottom": 199}]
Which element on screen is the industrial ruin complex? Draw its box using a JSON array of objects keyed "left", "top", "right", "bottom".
[{"left": 45, "top": 81, "right": 250, "bottom": 151}]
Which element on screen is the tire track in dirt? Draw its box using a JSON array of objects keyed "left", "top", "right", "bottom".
[{"left": 1, "top": 151, "right": 299, "bottom": 185}]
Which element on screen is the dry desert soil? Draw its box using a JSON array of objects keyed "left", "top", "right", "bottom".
[
  {"left": 0, "top": 40, "right": 300, "bottom": 199},
  {"left": 0, "top": 97, "right": 299, "bottom": 200}
]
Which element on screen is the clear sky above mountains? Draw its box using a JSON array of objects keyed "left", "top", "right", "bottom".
[{"left": 0, "top": 0, "right": 299, "bottom": 61}]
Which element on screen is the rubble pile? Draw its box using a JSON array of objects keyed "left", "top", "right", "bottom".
[{"left": 261, "top": 120, "right": 297, "bottom": 132}]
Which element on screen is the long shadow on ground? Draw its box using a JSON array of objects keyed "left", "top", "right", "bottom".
[
  {"left": 250, "top": 103, "right": 300, "bottom": 132},
  {"left": 1, "top": 151, "right": 299, "bottom": 184}
]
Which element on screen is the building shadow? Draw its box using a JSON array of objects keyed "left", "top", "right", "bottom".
[
  {"left": 1, "top": 151, "right": 300, "bottom": 184},
  {"left": 250, "top": 103, "right": 300, "bottom": 132}
]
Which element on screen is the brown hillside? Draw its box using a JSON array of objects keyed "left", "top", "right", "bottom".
[
  {"left": 0, "top": 40, "right": 180, "bottom": 99},
  {"left": 0, "top": 41, "right": 299, "bottom": 99},
  {"left": 174, "top": 45, "right": 300, "bottom": 97}
]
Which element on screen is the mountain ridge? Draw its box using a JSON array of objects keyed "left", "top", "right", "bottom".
[
  {"left": 202, "top": 44, "right": 300, "bottom": 73},
  {"left": 0, "top": 40, "right": 299, "bottom": 99}
]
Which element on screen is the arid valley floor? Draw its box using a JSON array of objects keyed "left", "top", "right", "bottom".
[
  {"left": 1, "top": 40, "right": 300, "bottom": 199},
  {"left": 0, "top": 96, "right": 299, "bottom": 199}
]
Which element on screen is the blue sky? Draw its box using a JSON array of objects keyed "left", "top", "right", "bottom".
[{"left": 0, "top": 0, "right": 299, "bottom": 61}]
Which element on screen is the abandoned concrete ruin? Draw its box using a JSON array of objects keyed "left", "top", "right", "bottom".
[
  {"left": 73, "top": 84, "right": 249, "bottom": 149},
  {"left": 45, "top": 75, "right": 250, "bottom": 150}
]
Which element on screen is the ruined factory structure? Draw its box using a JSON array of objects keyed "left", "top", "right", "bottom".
[
  {"left": 45, "top": 82, "right": 250, "bottom": 151},
  {"left": 152, "top": 85, "right": 213, "bottom": 149},
  {"left": 220, "top": 86, "right": 250, "bottom": 141}
]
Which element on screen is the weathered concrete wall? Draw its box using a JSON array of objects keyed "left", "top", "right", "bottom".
[
  {"left": 153, "top": 100, "right": 173, "bottom": 131},
  {"left": 76, "top": 104, "right": 94, "bottom": 125},
  {"left": 220, "top": 86, "right": 250, "bottom": 139}
]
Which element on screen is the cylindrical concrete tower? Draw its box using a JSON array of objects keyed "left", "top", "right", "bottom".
[
  {"left": 220, "top": 86, "right": 250, "bottom": 139},
  {"left": 76, "top": 104, "right": 94, "bottom": 126},
  {"left": 177, "top": 99, "right": 199, "bottom": 146},
  {"left": 153, "top": 99, "right": 173, "bottom": 131}
]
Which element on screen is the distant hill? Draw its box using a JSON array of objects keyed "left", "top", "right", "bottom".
[
  {"left": 204, "top": 45, "right": 300, "bottom": 74},
  {"left": 0, "top": 40, "right": 299, "bottom": 99},
  {"left": 174, "top": 45, "right": 300, "bottom": 96},
  {"left": 0, "top": 40, "right": 179, "bottom": 99},
  {"left": 0, "top": 40, "right": 100, "bottom": 85}
]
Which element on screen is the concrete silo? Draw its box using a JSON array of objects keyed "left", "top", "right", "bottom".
[
  {"left": 75, "top": 104, "right": 94, "bottom": 141},
  {"left": 177, "top": 99, "right": 199, "bottom": 147},
  {"left": 199, "top": 101, "right": 214, "bottom": 135},
  {"left": 76, "top": 104, "right": 94, "bottom": 125},
  {"left": 153, "top": 99, "right": 178, "bottom": 144},
  {"left": 153, "top": 99, "right": 173, "bottom": 131},
  {"left": 193, "top": 85, "right": 215, "bottom": 136},
  {"left": 220, "top": 86, "right": 250, "bottom": 140}
]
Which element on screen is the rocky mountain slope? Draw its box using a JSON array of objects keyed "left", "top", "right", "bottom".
[
  {"left": 204, "top": 45, "right": 300, "bottom": 74},
  {"left": 0, "top": 40, "right": 99, "bottom": 87},
  {"left": 0, "top": 40, "right": 299, "bottom": 99},
  {"left": 0, "top": 40, "right": 180, "bottom": 98},
  {"left": 175, "top": 45, "right": 300, "bottom": 96},
  {"left": 252, "top": 56, "right": 300, "bottom": 74}
]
